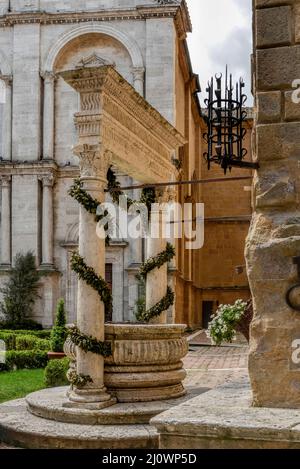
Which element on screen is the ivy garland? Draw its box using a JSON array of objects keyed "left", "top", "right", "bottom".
[
  {"left": 68, "top": 326, "right": 112, "bottom": 357},
  {"left": 68, "top": 165, "right": 176, "bottom": 376},
  {"left": 138, "top": 243, "right": 176, "bottom": 281},
  {"left": 70, "top": 253, "right": 113, "bottom": 315},
  {"left": 67, "top": 369, "right": 94, "bottom": 388}
]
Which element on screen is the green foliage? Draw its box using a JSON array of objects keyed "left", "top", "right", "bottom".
[
  {"left": 0, "top": 369, "right": 45, "bottom": 404},
  {"left": 44, "top": 358, "right": 70, "bottom": 388},
  {"left": 135, "top": 243, "right": 176, "bottom": 323},
  {"left": 0, "top": 350, "right": 48, "bottom": 371},
  {"left": 66, "top": 369, "right": 93, "bottom": 388},
  {"left": 0, "top": 329, "right": 51, "bottom": 339},
  {"left": 0, "top": 319, "right": 43, "bottom": 331},
  {"left": 15, "top": 335, "right": 50, "bottom": 351},
  {"left": 71, "top": 253, "right": 113, "bottom": 315},
  {"left": 68, "top": 326, "right": 112, "bottom": 357},
  {"left": 0, "top": 252, "right": 40, "bottom": 326},
  {"left": 207, "top": 300, "right": 248, "bottom": 346},
  {"left": 136, "top": 286, "right": 175, "bottom": 323},
  {"left": 138, "top": 243, "right": 176, "bottom": 280},
  {"left": 0, "top": 332, "right": 16, "bottom": 351},
  {"left": 50, "top": 299, "right": 67, "bottom": 353}
]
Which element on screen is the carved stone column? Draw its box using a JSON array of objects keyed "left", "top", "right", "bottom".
[
  {"left": 0, "top": 176, "right": 11, "bottom": 266},
  {"left": 40, "top": 175, "right": 54, "bottom": 267},
  {"left": 1, "top": 76, "right": 12, "bottom": 161},
  {"left": 146, "top": 188, "right": 171, "bottom": 325},
  {"left": 132, "top": 67, "right": 145, "bottom": 96},
  {"left": 67, "top": 145, "right": 115, "bottom": 408},
  {"left": 42, "top": 72, "right": 56, "bottom": 160}
]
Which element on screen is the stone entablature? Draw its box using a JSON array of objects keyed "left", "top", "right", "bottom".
[
  {"left": 61, "top": 66, "right": 185, "bottom": 183},
  {"left": 0, "top": 1, "right": 192, "bottom": 39}
]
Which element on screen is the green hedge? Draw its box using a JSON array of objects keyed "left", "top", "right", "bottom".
[
  {"left": 44, "top": 358, "right": 70, "bottom": 388},
  {"left": 0, "top": 332, "right": 16, "bottom": 351},
  {"left": 15, "top": 335, "right": 50, "bottom": 351},
  {"left": 0, "top": 350, "right": 48, "bottom": 371},
  {"left": 0, "top": 329, "right": 51, "bottom": 339}
]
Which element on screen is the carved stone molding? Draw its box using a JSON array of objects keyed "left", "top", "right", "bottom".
[{"left": 76, "top": 53, "right": 116, "bottom": 69}]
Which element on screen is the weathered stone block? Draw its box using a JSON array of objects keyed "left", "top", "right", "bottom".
[
  {"left": 256, "top": 122, "right": 300, "bottom": 161},
  {"left": 257, "top": 91, "right": 281, "bottom": 123},
  {"left": 256, "top": 6, "right": 292, "bottom": 48},
  {"left": 285, "top": 90, "right": 300, "bottom": 121},
  {"left": 257, "top": 46, "right": 300, "bottom": 90}
]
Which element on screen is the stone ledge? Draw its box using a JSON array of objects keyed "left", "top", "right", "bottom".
[
  {"left": 0, "top": 399, "right": 158, "bottom": 449},
  {"left": 151, "top": 377, "right": 300, "bottom": 449}
]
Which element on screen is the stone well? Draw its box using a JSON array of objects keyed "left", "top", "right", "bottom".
[{"left": 65, "top": 323, "right": 188, "bottom": 404}]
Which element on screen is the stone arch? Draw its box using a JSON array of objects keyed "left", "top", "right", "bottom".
[
  {"left": 0, "top": 49, "right": 11, "bottom": 76},
  {"left": 42, "top": 23, "right": 144, "bottom": 73}
]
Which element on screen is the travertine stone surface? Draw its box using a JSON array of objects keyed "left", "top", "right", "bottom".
[
  {"left": 152, "top": 378, "right": 300, "bottom": 449},
  {"left": 246, "top": 0, "right": 300, "bottom": 408},
  {"left": 0, "top": 398, "right": 158, "bottom": 449},
  {"left": 65, "top": 324, "right": 188, "bottom": 403}
]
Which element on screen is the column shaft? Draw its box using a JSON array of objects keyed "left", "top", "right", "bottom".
[
  {"left": 146, "top": 202, "right": 168, "bottom": 324},
  {"left": 41, "top": 176, "right": 54, "bottom": 266},
  {"left": 1, "top": 77, "right": 12, "bottom": 161},
  {"left": 1, "top": 176, "right": 11, "bottom": 266},
  {"left": 43, "top": 73, "right": 55, "bottom": 160}
]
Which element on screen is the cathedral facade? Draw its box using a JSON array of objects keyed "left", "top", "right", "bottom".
[{"left": 0, "top": 0, "right": 252, "bottom": 328}]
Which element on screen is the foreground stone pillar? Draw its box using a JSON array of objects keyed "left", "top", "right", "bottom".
[
  {"left": 146, "top": 190, "right": 170, "bottom": 324},
  {"left": 40, "top": 175, "right": 54, "bottom": 267},
  {"left": 67, "top": 145, "right": 115, "bottom": 408},
  {"left": 246, "top": 0, "right": 300, "bottom": 408},
  {"left": 0, "top": 176, "right": 11, "bottom": 266},
  {"left": 1, "top": 76, "right": 12, "bottom": 161},
  {"left": 42, "top": 72, "right": 55, "bottom": 160}
]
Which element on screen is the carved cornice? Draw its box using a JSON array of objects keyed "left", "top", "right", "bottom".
[
  {"left": 0, "top": 160, "right": 79, "bottom": 179},
  {"left": 61, "top": 66, "right": 186, "bottom": 151},
  {"left": 0, "top": 4, "right": 191, "bottom": 35},
  {"left": 60, "top": 65, "right": 185, "bottom": 184}
]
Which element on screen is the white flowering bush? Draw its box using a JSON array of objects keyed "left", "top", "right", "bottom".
[{"left": 207, "top": 300, "right": 248, "bottom": 346}]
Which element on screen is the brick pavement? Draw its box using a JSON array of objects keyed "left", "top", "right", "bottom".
[{"left": 184, "top": 342, "right": 249, "bottom": 390}]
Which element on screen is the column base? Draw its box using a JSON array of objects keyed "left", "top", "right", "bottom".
[{"left": 64, "top": 387, "right": 117, "bottom": 410}]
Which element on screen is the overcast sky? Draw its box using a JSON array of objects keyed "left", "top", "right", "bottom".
[{"left": 186, "top": 0, "right": 253, "bottom": 104}]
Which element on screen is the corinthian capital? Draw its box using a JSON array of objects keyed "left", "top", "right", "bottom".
[
  {"left": 41, "top": 71, "right": 57, "bottom": 83},
  {"left": 73, "top": 144, "right": 112, "bottom": 180},
  {"left": 39, "top": 174, "right": 55, "bottom": 188}
]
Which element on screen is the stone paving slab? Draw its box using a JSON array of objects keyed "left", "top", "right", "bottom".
[{"left": 151, "top": 377, "right": 300, "bottom": 449}]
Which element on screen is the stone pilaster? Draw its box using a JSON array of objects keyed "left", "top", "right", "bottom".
[
  {"left": 1, "top": 76, "right": 12, "bottom": 161},
  {"left": 42, "top": 72, "right": 56, "bottom": 160},
  {"left": 246, "top": 0, "right": 300, "bottom": 408},
  {"left": 0, "top": 176, "right": 11, "bottom": 266},
  {"left": 40, "top": 174, "right": 54, "bottom": 267},
  {"left": 132, "top": 67, "right": 145, "bottom": 96},
  {"left": 67, "top": 144, "right": 114, "bottom": 408}
]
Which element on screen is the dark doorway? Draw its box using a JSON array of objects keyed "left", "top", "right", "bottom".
[
  {"left": 202, "top": 301, "right": 214, "bottom": 329},
  {"left": 105, "top": 263, "right": 113, "bottom": 322}
]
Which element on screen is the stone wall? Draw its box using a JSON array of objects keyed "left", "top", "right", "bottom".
[{"left": 246, "top": 0, "right": 300, "bottom": 408}]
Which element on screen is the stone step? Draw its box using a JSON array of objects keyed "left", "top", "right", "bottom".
[
  {"left": 0, "top": 399, "right": 158, "bottom": 449},
  {"left": 25, "top": 386, "right": 206, "bottom": 425}
]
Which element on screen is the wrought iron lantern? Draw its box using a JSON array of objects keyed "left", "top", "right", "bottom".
[{"left": 203, "top": 68, "right": 259, "bottom": 174}]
